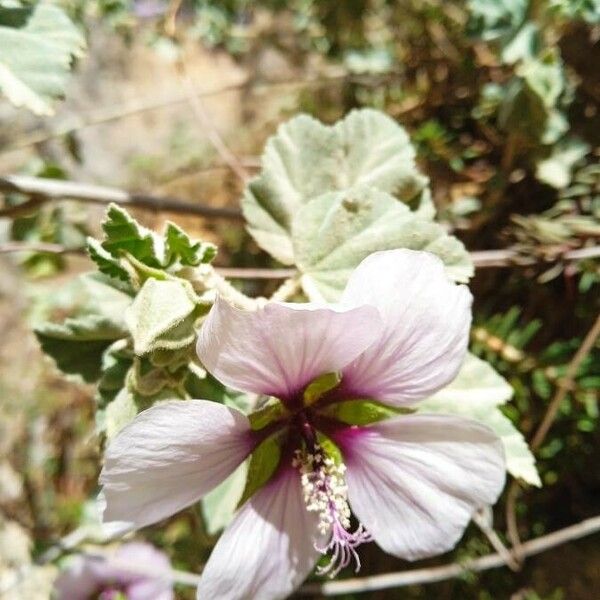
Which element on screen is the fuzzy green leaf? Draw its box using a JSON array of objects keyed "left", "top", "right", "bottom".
[
  {"left": 35, "top": 316, "right": 126, "bottom": 383},
  {"left": 242, "top": 109, "right": 431, "bottom": 264},
  {"left": 164, "top": 222, "right": 217, "bottom": 267},
  {"left": 0, "top": 4, "right": 85, "bottom": 115},
  {"left": 87, "top": 238, "right": 131, "bottom": 282},
  {"left": 125, "top": 279, "right": 198, "bottom": 355},
  {"left": 101, "top": 204, "right": 162, "bottom": 266},
  {"left": 97, "top": 340, "right": 133, "bottom": 406},
  {"left": 202, "top": 460, "right": 248, "bottom": 534},
  {"left": 419, "top": 353, "right": 541, "bottom": 486},
  {"left": 536, "top": 138, "right": 589, "bottom": 189},
  {"left": 293, "top": 186, "right": 473, "bottom": 301},
  {"left": 238, "top": 433, "right": 282, "bottom": 506},
  {"left": 104, "top": 388, "right": 138, "bottom": 439}
]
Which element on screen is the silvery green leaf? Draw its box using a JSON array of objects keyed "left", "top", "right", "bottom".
[
  {"left": 87, "top": 238, "right": 131, "bottom": 282},
  {"left": 518, "top": 53, "right": 565, "bottom": 109},
  {"left": 105, "top": 388, "right": 138, "bottom": 439},
  {"left": 419, "top": 353, "right": 541, "bottom": 486},
  {"left": 201, "top": 460, "right": 248, "bottom": 535},
  {"left": 549, "top": 0, "right": 600, "bottom": 23},
  {"left": 35, "top": 315, "right": 127, "bottom": 383},
  {"left": 293, "top": 187, "right": 473, "bottom": 301},
  {"left": 467, "top": 0, "right": 539, "bottom": 63},
  {"left": 0, "top": 4, "right": 85, "bottom": 115},
  {"left": 164, "top": 221, "right": 217, "bottom": 267},
  {"left": 97, "top": 340, "right": 132, "bottom": 406},
  {"left": 78, "top": 273, "right": 133, "bottom": 328},
  {"left": 497, "top": 52, "right": 568, "bottom": 144},
  {"left": 536, "top": 138, "right": 590, "bottom": 189},
  {"left": 242, "top": 109, "right": 431, "bottom": 264},
  {"left": 125, "top": 279, "right": 198, "bottom": 355},
  {"left": 101, "top": 204, "right": 164, "bottom": 267},
  {"left": 501, "top": 21, "right": 539, "bottom": 64},
  {"left": 467, "top": 0, "right": 529, "bottom": 42}
]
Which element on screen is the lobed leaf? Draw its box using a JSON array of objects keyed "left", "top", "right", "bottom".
[
  {"left": 124, "top": 279, "right": 199, "bottom": 355},
  {"left": 35, "top": 316, "right": 127, "bottom": 383},
  {"left": 242, "top": 109, "right": 431, "bottom": 264},
  {"left": 418, "top": 353, "right": 541, "bottom": 486},
  {"left": 0, "top": 4, "right": 85, "bottom": 115},
  {"left": 293, "top": 187, "right": 473, "bottom": 301}
]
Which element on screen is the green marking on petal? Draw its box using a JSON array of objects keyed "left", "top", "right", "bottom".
[
  {"left": 303, "top": 371, "right": 341, "bottom": 407},
  {"left": 321, "top": 398, "right": 414, "bottom": 426},
  {"left": 316, "top": 432, "right": 343, "bottom": 465},
  {"left": 248, "top": 398, "right": 289, "bottom": 431},
  {"left": 238, "top": 432, "right": 283, "bottom": 507}
]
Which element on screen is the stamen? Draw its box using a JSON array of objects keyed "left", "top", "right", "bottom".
[{"left": 293, "top": 445, "right": 372, "bottom": 578}]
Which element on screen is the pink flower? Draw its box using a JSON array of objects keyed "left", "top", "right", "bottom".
[
  {"left": 53, "top": 542, "right": 173, "bottom": 600},
  {"left": 100, "top": 249, "right": 505, "bottom": 600}
]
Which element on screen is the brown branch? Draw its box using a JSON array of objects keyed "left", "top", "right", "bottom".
[
  {"left": 0, "top": 241, "right": 83, "bottom": 255},
  {"left": 506, "top": 313, "right": 600, "bottom": 561},
  {"left": 530, "top": 313, "right": 600, "bottom": 451},
  {"left": 1, "top": 74, "right": 354, "bottom": 154},
  {"left": 0, "top": 175, "right": 242, "bottom": 220},
  {"left": 300, "top": 515, "right": 600, "bottom": 596},
  {"left": 4, "top": 515, "right": 597, "bottom": 597},
  {"left": 177, "top": 63, "right": 250, "bottom": 182}
]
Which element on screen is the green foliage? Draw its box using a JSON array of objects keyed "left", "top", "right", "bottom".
[
  {"left": 36, "top": 204, "right": 225, "bottom": 436},
  {"left": 419, "top": 353, "right": 541, "bottom": 486},
  {"left": 321, "top": 399, "right": 413, "bottom": 426},
  {"left": 294, "top": 186, "right": 473, "bottom": 301},
  {"left": 243, "top": 109, "right": 471, "bottom": 300},
  {"left": 467, "top": 0, "right": 540, "bottom": 64},
  {"left": 303, "top": 371, "right": 341, "bottom": 407},
  {"left": 0, "top": 3, "right": 85, "bottom": 115},
  {"left": 202, "top": 460, "right": 248, "bottom": 534},
  {"left": 238, "top": 433, "right": 283, "bottom": 506},
  {"left": 87, "top": 203, "right": 217, "bottom": 284},
  {"left": 242, "top": 109, "right": 432, "bottom": 266},
  {"left": 35, "top": 315, "right": 126, "bottom": 383}
]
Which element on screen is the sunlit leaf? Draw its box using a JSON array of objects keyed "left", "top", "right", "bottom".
[
  {"left": 293, "top": 186, "right": 473, "bottom": 301},
  {"left": 124, "top": 279, "right": 199, "bottom": 355},
  {"left": 536, "top": 138, "right": 589, "bottom": 188},
  {"left": 419, "top": 353, "right": 541, "bottom": 486},
  {"left": 35, "top": 315, "right": 127, "bottom": 383},
  {"left": 242, "top": 109, "right": 431, "bottom": 264},
  {"left": 0, "top": 4, "right": 85, "bottom": 115},
  {"left": 202, "top": 460, "right": 248, "bottom": 534},
  {"left": 104, "top": 388, "right": 138, "bottom": 439}
]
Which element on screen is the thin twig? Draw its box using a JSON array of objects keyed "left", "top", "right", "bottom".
[
  {"left": 0, "top": 241, "right": 82, "bottom": 255},
  {"left": 0, "top": 239, "right": 598, "bottom": 277},
  {"left": 177, "top": 63, "right": 249, "bottom": 182},
  {"left": 299, "top": 515, "right": 600, "bottom": 596},
  {"left": 530, "top": 313, "right": 600, "bottom": 451},
  {"left": 1, "top": 74, "right": 354, "bottom": 154},
  {"left": 4, "top": 515, "right": 596, "bottom": 596},
  {"left": 505, "top": 314, "right": 600, "bottom": 560},
  {"left": 0, "top": 175, "right": 242, "bottom": 220},
  {"left": 215, "top": 267, "right": 297, "bottom": 280},
  {"left": 472, "top": 508, "right": 520, "bottom": 571}
]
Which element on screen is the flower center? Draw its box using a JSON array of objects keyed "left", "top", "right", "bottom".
[{"left": 292, "top": 444, "right": 372, "bottom": 578}]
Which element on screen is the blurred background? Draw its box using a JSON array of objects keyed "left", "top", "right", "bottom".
[{"left": 0, "top": 1, "right": 599, "bottom": 598}]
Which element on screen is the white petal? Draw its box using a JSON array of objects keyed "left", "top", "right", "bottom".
[
  {"left": 197, "top": 466, "right": 323, "bottom": 600},
  {"left": 341, "top": 249, "right": 472, "bottom": 406},
  {"left": 100, "top": 400, "right": 253, "bottom": 529},
  {"left": 336, "top": 414, "right": 505, "bottom": 561},
  {"left": 197, "top": 296, "right": 382, "bottom": 400}
]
